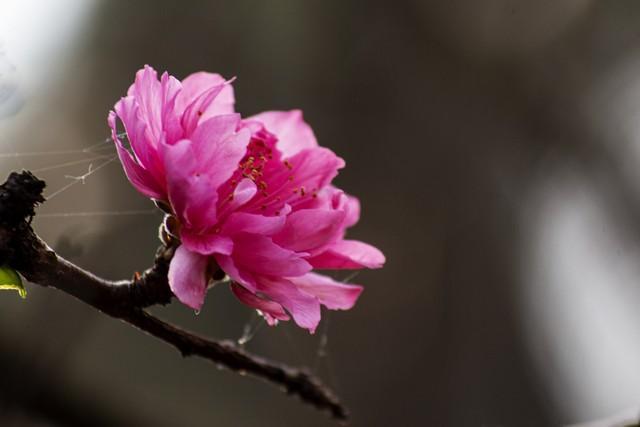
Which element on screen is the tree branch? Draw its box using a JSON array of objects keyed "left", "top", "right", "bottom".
[{"left": 0, "top": 171, "right": 347, "bottom": 421}]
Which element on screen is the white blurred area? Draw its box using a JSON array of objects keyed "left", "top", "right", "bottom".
[
  {"left": 522, "top": 172, "right": 640, "bottom": 422},
  {"left": 0, "top": 0, "right": 98, "bottom": 109},
  {"left": 518, "top": 45, "right": 640, "bottom": 424}
]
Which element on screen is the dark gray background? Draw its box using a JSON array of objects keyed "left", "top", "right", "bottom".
[{"left": 2, "top": 1, "right": 640, "bottom": 426}]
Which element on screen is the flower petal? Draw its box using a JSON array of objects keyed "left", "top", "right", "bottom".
[
  {"left": 248, "top": 110, "right": 317, "bottom": 157},
  {"left": 230, "top": 282, "right": 289, "bottom": 325},
  {"left": 164, "top": 124, "right": 250, "bottom": 232},
  {"left": 189, "top": 114, "right": 244, "bottom": 167},
  {"left": 240, "top": 146, "right": 344, "bottom": 213},
  {"left": 222, "top": 210, "right": 288, "bottom": 236},
  {"left": 286, "top": 147, "right": 345, "bottom": 192},
  {"left": 181, "top": 232, "right": 233, "bottom": 255},
  {"left": 180, "top": 84, "right": 226, "bottom": 137},
  {"left": 273, "top": 208, "right": 345, "bottom": 253},
  {"left": 288, "top": 272, "right": 363, "bottom": 310},
  {"left": 217, "top": 178, "right": 258, "bottom": 217},
  {"left": 168, "top": 245, "right": 209, "bottom": 310},
  {"left": 343, "top": 194, "right": 361, "bottom": 228},
  {"left": 231, "top": 233, "right": 312, "bottom": 278},
  {"left": 109, "top": 111, "right": 165, "bottom": 200},
  {"left": 215, "top": 254, "right": 258, "bottom": 292},
  {"left": 176, "top": 72, "right": 235, "bottom": 117},
  {"left": 256, "top": 276, "right": 321, "bottom": 333},
  {"left": 128, "top": 65, "right": 181, "bottom": 143},
  {"left": 163, "top": 139, "right": 219, "bottom": 232},
  {"left": 113, "top": 96, "right": 155, "bottom": 167},
  {"left": 308, "top": 240, "right": 386, "bottom": 269}
]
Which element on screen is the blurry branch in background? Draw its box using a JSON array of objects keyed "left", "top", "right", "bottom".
[{"left": 0, "top": 171, "right": 347, "bottom": 421}]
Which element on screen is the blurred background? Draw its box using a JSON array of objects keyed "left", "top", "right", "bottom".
[{"left": 2, "top": 0, "right": 640, "bottom": 426}]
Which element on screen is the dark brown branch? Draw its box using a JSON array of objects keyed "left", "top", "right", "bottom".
[{"left": 0, "top": 171, "right": 347, "bottom": 421}]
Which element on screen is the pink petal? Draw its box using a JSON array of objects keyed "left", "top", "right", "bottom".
[
  {"left": 326, "top": 190, "right": 360, "bottom": 229},
  {"left": 308, "top": 239, "right": 386, "bottom": 269},
  {"left": 109, "top": 111, "right": 165, "bottom": 200},
  {"left": 231, "top": 233, "right": 312, "bottom": 278},
  {"left": 163, "top": 139, "right": 219, "bottom": 232},
  {"left": 180, "top": 84, "right": 226, "bottom": 137},
  {"left": 256, "top": 276, "right": 321, "bottom": 333},
  {"left": 240, "top": 146, "right": 344, "bottom": 214},
  {"left": 248, "top": 110, "right": 317, "bottom": 157},
  {"left": 230, "top": 282, "right": 289, "bottom": 325},
  {"left": 222, "top": 210, "right": 288, "bottom": 236},
  {"left": 113, "top": 96, "right": 156, "bottom": 167},
  {"left": 168, "top": 245, "right": 209, "bottom": 310},
  {"left": 164, "top": 125, "right": 249, "bottom": 232},
  {"left": 215, "top": 254, "right": 258, "bottom": 292},
  {"left": 273, "top": 208, "right": 345, "bottom": 253},
  {"left": 289, "top": 272, "right": 363, "bottom": 310},
  {"left": 181, "top": 232, "right": 233, "bottom": 255},
  {"left": 231, "top": 178, "right": 258, "bottom": 206},
  {"left": 128, "top": 66, "right": 181, "bottom": 143},
  {"left": 176, "top": 72, "right": 235, "bottom": 117},
  {"left": 189, "top": 114, "right": 243, "bottom": 167},
  {"left": 286, "top": 147, "right": 345, "bottom": 195},
  {"left": 343, "top": 194, "right": 361, "bottom": 228},
  {"left": 159, "top": 71, "right": 183, "bottom": 143},
  {"left": 216, "top": 178, "right": 258, "bottom": 219}
]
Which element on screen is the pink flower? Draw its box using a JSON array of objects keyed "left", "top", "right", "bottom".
[{"left": 109, "top": 66, "right": 385, "bottom": 333}]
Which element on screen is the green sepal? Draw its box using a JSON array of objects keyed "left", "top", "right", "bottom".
[{"left": 0, "top": 265, "right": 26, "bottom": 298}]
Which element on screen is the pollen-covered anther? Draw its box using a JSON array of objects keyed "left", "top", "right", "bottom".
[
  {"left": 300, "top": 186, "right": 306, "bottom": 196},
  {"left": 284, "top": 160, "right": 293, "bottom": 170}
]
